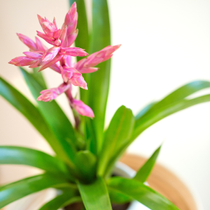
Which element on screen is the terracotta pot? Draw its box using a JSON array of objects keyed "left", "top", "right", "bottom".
[{"left": 120, "top": 154, "right": 201, "bottom": 210}]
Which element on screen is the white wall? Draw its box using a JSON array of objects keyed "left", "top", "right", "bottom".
[{"left": 0, "top": 0, "right": 210, "bottom": 209}]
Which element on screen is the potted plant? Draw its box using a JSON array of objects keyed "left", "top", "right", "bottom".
[{"left": 0, "top": 0, "right": 210, "bottom": 209}]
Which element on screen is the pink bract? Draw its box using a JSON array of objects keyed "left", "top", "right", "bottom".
[
  {"left": 71, "top": 99, "right": 94, "bottom": 118},
  {"left": 9, "top": 2, "right": 121, "bottom": 119}
]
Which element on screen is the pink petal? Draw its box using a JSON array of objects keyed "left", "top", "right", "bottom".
[
  {"left": 37, "top": 15, "right": 57, "bottom": 35},
  {"left": 37, "top": 31, "right": 55, "bottom": 45},
  {"left": 61, "top": 47, "right": 88, "bottom": 57},
  {"left": 39, "top": 54, "right": 62, "bottom": 71},
  {"left": 49, "top": 63, "right": 62, "bottom": 74},
  {"left": 17, "top": 33, "right": 37, "bottom": 51},
  {"left": 37, "top": 83, "right": 70, "bottom": 102},
  {"left": 23, "top": 51, "right": 42, "bottom": 59},
  {"left": 64, "top": 2, "right": 78, "bottom": 31},
  {"left": 62, "top": 55, "right": 72, "bottom": 68},
  {"left": 9, "top": 56, "right": 35, "bottom": 66},
  {"left": 72, "top": 99, "right": 94, "bottom": 118},
  {"left": 78, "top": 67, "right": 99, "bottom": 74},
  {"left": 37, "top": 88, "right": 58, "bottom": 102},
  {"left": 61, "top": 29, "right": 78, "bottom": 47},
  {"left": 35, "top": 37, "right": 47, "bottom": 51},
  {"left": 85, "top": 44, "right": 121, "bottom": 67},
  {"left": 70, "top": 74, "right": 87, "bottom": 90},
  {"left": 61, "top": 67, "right": 81, "bottom": 83},
  {"left": 42, "top": 47, "right": 60, "bottom": 63}
]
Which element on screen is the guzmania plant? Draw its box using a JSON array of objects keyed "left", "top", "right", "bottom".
[{"left": 1, "top": 1, "right": 210, "bottom": 210}]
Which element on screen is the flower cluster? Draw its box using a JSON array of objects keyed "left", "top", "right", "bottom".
[{"left": 9, "top": 2, "right": 120, "bottom": 118}]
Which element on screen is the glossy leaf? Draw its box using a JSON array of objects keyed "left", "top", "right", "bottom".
[
  {"left": 0, "top": 78, "right": 68, "bottom": 160},
  {"left": 74, "top": 150, "right": 97, "bottom": 183},
  {"left": 87, "top": 0, "right": 111, "bottom": 153},
  {"left": 151, "top": 80, "right": 210, "bottom": 111},
  {"left": 0, "top": 146, "right": 69, "bottom": 178},
  {"left": 136, "top": 80, "right": 210, "bottom": 120},
  {"left": 134, "top": 145, "right": 161, "bottom": 183},
  {"left": 32, "top": 67, "right": 47, "bottom": 89},
  {"left": 108, "top": 188, "right": 131, "bottom": 204},
  {"left": 98, "top": 106, "right": 135, "bottom": 177},
  {"left": 69, "top": 0, "right": 91, "bottom": 140},
  {"left": 132, "top": 94, "right": 210, "bottom": 141},
  {"left": 0, "top": 173, "right": 67, "bottom": 208},
  {"left": 69, "top": 0, "right": 89, "bottom": 102},
  {"left": 78, "top": 177, "right": 112, "bottom": 210},
  {"left": 135, "top": 102, "right": 156, "bottom": 120},
  {"left": 19, "top": 67, "right": 77, "bottom": 165},
  {"left": 108, "top": 177, "right": 179, "bottom": 210},
  {"left": 39, "top": 191, "right": 80, "bottom": 210}
]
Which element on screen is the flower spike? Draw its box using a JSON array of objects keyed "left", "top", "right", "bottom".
[
  {"left": 71, "top": 99, "right": 94, "bottom": 118},
  {"left": 75, "top": 44, "right": 121, "bottom": 73},
  {"left": 37, "top": 83, "right": 70, "bottom": 102}
]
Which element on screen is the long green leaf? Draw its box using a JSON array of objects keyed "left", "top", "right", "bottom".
[
  {"left": 0, "top": 78, "right": 68, "bottom": 160},
  {"left": 74, "top": 150, "right": 97, "bottom": 183},
  {"left": 132, "top": 94, "right": 210, "bottom": 141},
  {"left": 108, "top": 177, "right": 179, "bottom": 210},
  {"left": 69, "top": 0, "right": 91, "bottom": 140},
  {"left": 32, "top": 67, "right": 47, "bottom": 89},
  {"left": 108, "top": 188, "right": 131, "bottom": 204},
  {"left": 69, "top": 0, "right": 89, "bottom": 102},
  {"left": 0, "top": 173, "right": 67, "bottom": 208},
  {"left": 78, "top": 177, "right": 112, "bottom": 210},
  {"left": 98, "top": 106, "right": 135, "bottom": 177},
  {"left": 0, "top": 146, "right": 69, "bottom": 178},
  {"left": 134, "top": 145, "right": 161, "bottom": 183},
  {"left": 135, "top": 102, "right": 156, "bottom": 120},
  {"left": 87, "top": 0, "right": 111, "bottom": 153},
  {"left": 39, "top": 191, "right": 80, "bottom": 210},
  {"left": 136, "top": 80, "right": 210, "bottom": 120},
  {"left": 19, "top": 67, "right": 77, "bottom": 165},
  {"left": 151, "top": 80, "right": 210, "bottom": 111}
]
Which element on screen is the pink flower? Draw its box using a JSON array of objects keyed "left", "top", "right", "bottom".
[
  {"left": 75, "top": 45, "right": 121, "bottom": 73},
  {"left": 17, "top": 33, "right": 46, "bottom": 52},
  {"left": 37, "top": 83, "right": 70, "bottom": 102},
  {"left": 61, "top": 67, "right": 87, "bottom": 89},
  {"left": 9, "top": 56, "right": 40, "bottom": 67},
  {"left": 37, "top": 15, "right": 61, "bottom": 46},
  {"left": 71, "top": 99, "right": 94, "bottom": 118},
  {"left": 38, "top": 47, "right": 62, "bottom": 71},
  {"left": 37, "top": 2, "right": 78, "bottom": 48}
]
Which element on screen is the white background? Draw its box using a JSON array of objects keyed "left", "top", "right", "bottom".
[{"left": 0, "top": 0, "right": 210, "bottom": 209}]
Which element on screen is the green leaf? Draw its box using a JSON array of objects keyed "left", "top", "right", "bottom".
[
  {"left": 87, "top": 0, "right": 111, "bottom": 153},
  {"left": 108, "top": 177, "right": 179, "bottom": 210},
  {"left": 0, "top": 173, "right": 67, "bottom": 208},
  {"left": 108, "top": 188, "right": 131, "bottom": 204},
  {"left": 132, "top": 94, "right": 210, "bottom": 141},
  {"left": 0, "top": 146, "right": 70, "bottom": 179},
  {"left": 69, "top": 0, "right": 89, "bottom": 103},
  {"left": 69, "top": 0, "right": 89, "bottom": 53},
  {"left": 39, "top": 191, "right": 80, "bottom": 210},
  {"left": 135, "top": 102, "right": 156, "bottom": 120},
  {"left": 32, "top": 67, "right": 47, "bottom": 89},
  {"left": 151, "top": 80, "right": 210, "bottom": 111},
  {"left": 74, "top": 150, "right": 97, "bottom": 183},
  {"left": 78, "top": 177, "right": 112, "bottom": 210},
  {"left": 19, "top": 67, "right": 77, "bottom": 165},
  {"left": 134, "top": 145, "right": 161, "bottom": 183},
  {"left": 69, "top": 0, "right": 91, "bottom": 140},
  {"left": 136, "top": 80, "right": 210, "bottom": 121},
  {"left": 0, "top": 78, "right": 68, "bottom": 160},
  {"left": 98, "top": 106, "right": 135, "bottom": 177}
]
